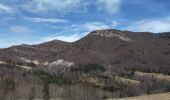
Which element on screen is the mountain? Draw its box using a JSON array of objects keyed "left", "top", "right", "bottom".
[
  {"left": 0, "top": 29, "right": 170, "bottom": 73},
  {"left": 1, "top": 29, "right": 170, "bottom": 100}
]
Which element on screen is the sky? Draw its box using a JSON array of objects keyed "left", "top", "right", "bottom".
[{"left": 0, "top": 0, "right": 170, "bottom": 48}]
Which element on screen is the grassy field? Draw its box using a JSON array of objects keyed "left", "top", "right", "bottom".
[
  {"left": 135, "top": 71, "right": 170, "bottom": 81},
  {"left": 107, "top": 92, "right": 170, "bottom": 100},
  {"left": 114, "top": 76, "right": 141, "bottom": 86},
  {"left": 18, "top": 92, "right": 170, "bottom": 100}
]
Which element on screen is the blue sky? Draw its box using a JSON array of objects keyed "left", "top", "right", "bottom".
[{"left": 0, "top": 0, "right": 170, "bottom": 48}]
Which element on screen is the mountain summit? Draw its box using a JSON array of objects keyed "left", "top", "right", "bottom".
[{"left": 89, "top": 29, "right": 132, "bottom": 41}]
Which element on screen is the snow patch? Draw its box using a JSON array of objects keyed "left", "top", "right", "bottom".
[
  {"left": 20, "top": 57, "right": 32, "bottom": 63},
  {"left": 17, "top": 65, "right": 33, "bottom": 71},
  {"left": 49, "top": 59, "right": 74, "bottom": 68},
  {"left": 20, "top": 57, "right": 40, "bottom": 65},
  {"left": 0, "top": 61, "right": 7, "bottom": 64},
  {"left": 43, "top": 61, "right": 49, "bottom": 66},
  {"left": 32, "top": 60, "right": 40, "bottom": 65},
  {"left": 19, "top": 58, "right": 74, "bottom": 68}
]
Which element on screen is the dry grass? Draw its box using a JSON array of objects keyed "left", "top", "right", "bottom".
[
  {"left": 18, "top": 98, "right": 62, "bottom": 100},
  {"left": 81, "top": 75, "right": 141, "bottom": 88},
  {"left": 81, "top": 76, "right": 106, "bottom": 87},
  {"left": 135, "top": 71, "right": 170, "bottom": 81},
  {"left": 114, "top": 76, "right": 141, "bottom": 86},
  {"left": 16, "top": 65, "right": 33, "bottom": 71},
  {"left": 107, "top": 92, "right": 170, "bottom": 100},
  {"left": 19, "top": 93, "right": 170, "bottom": 100}
]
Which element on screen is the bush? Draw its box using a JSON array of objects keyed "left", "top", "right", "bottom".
[
  {"left": 43, "top": 82, "right": 49, "bottom": 100},
  {"left": 70, "top": 64, "right": 105, "bottom": 73},
  {"left": 33, "top": 70, "right": 76, "bottom": 85},
  {"left": 3, "top": 78, "right": 15, "bottom": 91}
]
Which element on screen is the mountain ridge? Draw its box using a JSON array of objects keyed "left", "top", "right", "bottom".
[{"left": 0, "top": 29, "right": 170, "bottom": 73}]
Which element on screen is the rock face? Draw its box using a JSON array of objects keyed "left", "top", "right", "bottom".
[
  {"left": 0, "top": 29, "right": 170, "bottom": 73},
  {"left": 91, "top": 30, "right": 132, "bottom": 41}
]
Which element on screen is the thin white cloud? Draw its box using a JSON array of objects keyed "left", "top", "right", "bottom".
[
  {"left": 127, "top": 17, "right": 170, "bottom": 33},
  {"left": 1, "top": 21, "right": 115, "bottom": 48},
  {"left": 0, "top": 4, "right": 13, "bottom": 14},
  {"left": 69, "top": 22, "right": 111, "bottom": 33},
  {"left": 0, "top": 40, "right": 19, "bottom": 48},
  {"left": 97, "top": 0, "right": 122, "bottom": 14},
  {"left": 0, "top": 34, "right": 82, "bottom": 48},
  {"left": 36, "top": 22, "right": 111, "bottom": 43},
  {"left": 24, "top": 17, "right": 69, "bottom": 23},
  {"left": 10, "top": 26, "right": 32, "bottom": 33},
  {"left": 112, "top": 21, "right": 119, "bottom": 28},
  {"left": 24, "top": 0, "right": 86, "bottom": 13},
  {"left": 42, "top": 34, "right": 81, "bottom": 42},
  {"left": 83, "top": 22, "right": 110, "bottom": 31}
]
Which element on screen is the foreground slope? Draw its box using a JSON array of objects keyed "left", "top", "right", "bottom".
[{"left": 108, "top": 92, "right": 170, "bottom": 100}]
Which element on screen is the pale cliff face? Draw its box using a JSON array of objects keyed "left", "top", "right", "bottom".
[{"left": 92, "top": 30, "right": 132, "bottom": 41}]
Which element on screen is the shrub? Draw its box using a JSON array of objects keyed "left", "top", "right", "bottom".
[
  {"left": 33, "top": 70, "right": 76, "bottom": 85},
  {"left": 43, "top": 82, "right": 49, "bottom": 100},
  {"left": 70, "top": 64, "right": 105, "bottom": 73},
  {"left": 28, "top": 87, "right": 35, "bottom": 100},
  {"left": 3, "top": 78, "right": 15, "bottom": 91}
]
